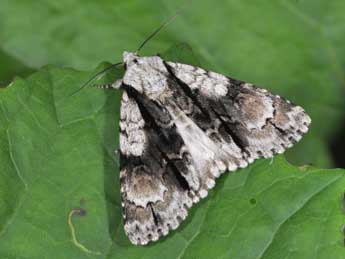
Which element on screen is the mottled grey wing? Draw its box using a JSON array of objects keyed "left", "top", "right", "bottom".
[
  {"left": 120, "top": 61, "right": 311, "bottom": 246},
  {"left": 164, "top": 61, "right": 311, "bottom": 163},
  {"left": 119, "top": 91, "right": 194, "bottom": 245}
]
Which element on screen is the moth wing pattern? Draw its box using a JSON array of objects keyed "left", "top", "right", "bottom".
[
  {"left": 119, "top": 54, "right": 311, "bottom": 246},
  {"left": 165, "top": 61, "right": 311, "bottom": 162},
  {"left": 119, "top": 91, "right": 194, "bottom": 245}
]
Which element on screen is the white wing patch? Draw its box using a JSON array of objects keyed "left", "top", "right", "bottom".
[
  {"left": 167, "top": 62, "right": 229, "bottom": 98},
  {"left": 119, "top": 92, "right": 146, "bottom": 156},
  {"left": 166, "top": 102, "right": 246, "bottom": 200}
]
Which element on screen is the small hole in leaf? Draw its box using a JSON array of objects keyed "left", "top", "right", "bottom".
[{"left": 250, "top": 198, "right": 256, "bottom": 205}]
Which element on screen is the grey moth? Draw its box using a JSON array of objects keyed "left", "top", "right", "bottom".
[{"left": 100, "top": 50, "right": 311, "bottom": 245}]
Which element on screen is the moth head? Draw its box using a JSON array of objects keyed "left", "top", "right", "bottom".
[
  {"left": 122, "top": 51, "right": 169, "bottom": 100},
  {"left": 123, "top": 51, "right": 139, "bottom": 66}
]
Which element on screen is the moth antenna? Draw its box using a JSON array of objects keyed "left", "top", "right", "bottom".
[
  {"left": 137, "top": 2, "right": 190, "bottom": 53},
  {"left": 69, "top": 62, "right": 123, "bottom": 97}
]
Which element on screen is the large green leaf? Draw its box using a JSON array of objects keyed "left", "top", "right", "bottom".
[
  {"left": 0, "top": 66, "right": 345, "bottom": 259},
  {"left": 1, "top": 0, "right": 344, "bottom": 167}
]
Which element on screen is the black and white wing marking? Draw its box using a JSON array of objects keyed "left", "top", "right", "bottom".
[
  {"left": 164, "top": 61, "right": 311, "bottom": 163},
  {"left": 119, "top": 91, "right": 194, "bottom": 245},
  {"left": 119, "top": 57, "right": 311, "bottom": 246}
]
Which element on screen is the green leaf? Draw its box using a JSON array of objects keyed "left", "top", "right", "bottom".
[
  {"left": 1, "top": 0, "right": 344, "bottom": 167},
  {"left": 1, "top": 65, "right": 345, "bottom": 259}
]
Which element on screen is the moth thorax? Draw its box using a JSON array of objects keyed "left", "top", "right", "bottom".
[
  {"left": 123, "top": 51, "right": 139, "bottom": 65},
  {"left": 123, "top": 55, "right": 171, "bottom": 101}
]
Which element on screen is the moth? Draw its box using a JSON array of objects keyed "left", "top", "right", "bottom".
[
  {"left": 100, "top": 50, "right": 310, "bottom": 245},
  {"left": 92, "top": 17, "right": 311, "bottom": 246}
]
